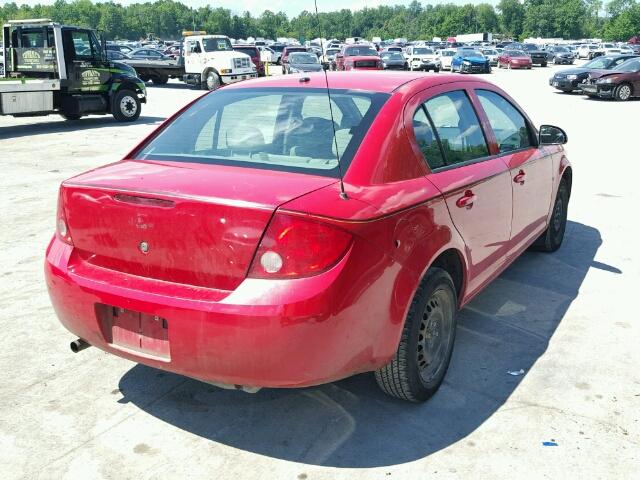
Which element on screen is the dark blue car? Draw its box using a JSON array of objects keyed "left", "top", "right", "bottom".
[{"left": 451, "top": 48, "right": 491, "bottom": 74}]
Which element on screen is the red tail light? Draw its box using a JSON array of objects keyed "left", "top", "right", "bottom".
[
  {"left": 56, "top": 188, "right": 73, "bottom": 245},
  {"left": 248, "top": 213, "right": 352, "bottom": 279}
]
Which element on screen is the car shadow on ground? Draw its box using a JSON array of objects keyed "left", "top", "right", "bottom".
[
  {"left": 118, "top": 220, "right": 617, "bottom": 467},
  {"left": 0, "top": 115, "right": 166, "bottom": 140}
]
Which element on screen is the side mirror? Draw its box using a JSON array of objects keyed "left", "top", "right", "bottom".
[{"left": 539, "top": 125, "right": 567, "bottom": 145}]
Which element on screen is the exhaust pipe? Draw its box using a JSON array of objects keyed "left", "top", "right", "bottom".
[{"left": 70, "top": 338, "right": 91, "bottom": 353}]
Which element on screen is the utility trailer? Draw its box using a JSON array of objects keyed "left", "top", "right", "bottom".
[
  {"left": 1, "top": 19, "right": 146, "bottom": 122},
  {"left": 122, "top": 32, "right": 256, "bottom": 90}
]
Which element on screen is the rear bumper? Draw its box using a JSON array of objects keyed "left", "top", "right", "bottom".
[{"left": 45, "top": 236, "right": 405, "bottom": 388}]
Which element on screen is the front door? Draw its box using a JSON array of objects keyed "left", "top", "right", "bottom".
[
  {"left": 62, "top": 28, "right": 111, "bottom": 93},
  {"left": 408, "top": 86, "right": 513, "bottom": 300},
  {"left": 473, "top": 88, "right": 553, "bottom": 257}
]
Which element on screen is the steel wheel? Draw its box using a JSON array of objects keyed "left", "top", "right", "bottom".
[
  {"left": 119, "top": 95, "right": 137, "bottom": 118},
  {"left": 112, "top": 89, "right": 141, "bottom": 122},
  {"left": 417, "top": 287, "right": 455, "bottom": 384},
  {"left": 375, "top": 267, "right": 458, "bottom": 402}
]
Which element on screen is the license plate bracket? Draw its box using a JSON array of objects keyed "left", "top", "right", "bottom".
[{"left": 97, "top": 305, "right": 170, "bottom": 360}]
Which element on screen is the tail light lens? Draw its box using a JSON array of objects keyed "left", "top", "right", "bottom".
[
  {"left": 248, "top": 213, "right": 352, "bottom": 279},
  {"left": 56, "top": 188, "right": 73, "bottom": 245}
]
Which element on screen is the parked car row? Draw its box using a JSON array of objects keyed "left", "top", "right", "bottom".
[{"left": 550, "top": 54, "right": 640, "bottom": 101}]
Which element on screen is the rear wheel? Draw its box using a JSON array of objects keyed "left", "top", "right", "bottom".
[
  {"left": 152, "top": 75, "right": 169, "bottom": 85},
  {"left": 112, "top": 89, "right": 141, "bottom": 122},
  {"left": 375, "top": 268, "right": 458, "bottom": 402},
  {"left": 532, "top": 180, "right": 569, "bottom": 252},
  {"left": 614, "top": 83, "right": 633, "bottom": 101},
  {"left": 60, "top": 113, "right": 82, "bottom": 121}
]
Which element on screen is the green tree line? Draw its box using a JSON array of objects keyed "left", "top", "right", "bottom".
[{"left": 0, "top": 0, "right": 638, "bottom": 42}]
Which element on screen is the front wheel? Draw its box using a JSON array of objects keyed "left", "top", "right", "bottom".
[
  {"left": 615, "top": 83, "right": 633, "bottom": 101},
  {"left": 541, "top": 62, "right": 547, "bottom": 67},
  {"left": 532, "top": 180, "right": 569, "bottom": 252},
  {"left": 204, "top": 70, "right": 221, "bottom": 91},
  {"left": 375, "top": 268, "right": 458, "bottom": 402},
  {"left": 112, "top": 89, "right": 141, "bottom": 122}
]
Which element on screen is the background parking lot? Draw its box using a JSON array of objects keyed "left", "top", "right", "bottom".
[{"left": 1, "top": 64, "right": 638, "bottom": 479}]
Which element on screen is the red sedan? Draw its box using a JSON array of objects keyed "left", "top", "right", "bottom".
[
  {"left": 46, "top": 72, "right": 571, "bottom": 402},
  {"left": 498, "top": 50, "right": 533, "bottom": 69}
]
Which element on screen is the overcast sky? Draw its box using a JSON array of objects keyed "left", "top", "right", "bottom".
[{"left": 3, "top": 0, "right": 500, "bottom": 18}]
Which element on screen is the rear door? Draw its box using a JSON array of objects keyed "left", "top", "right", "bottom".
[
  {"left": 473, "top": 88, "right": 553, "bottom": 256},
  {"left": 407, "top": 84, "right": 513, "bottom": 300}
]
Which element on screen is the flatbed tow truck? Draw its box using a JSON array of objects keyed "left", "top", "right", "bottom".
[
  {"left": 1, "top": 19, "right": 146, "bottom": 122},
  {"left": 122, "top": 32, "right": 256, "bottom": 90}
]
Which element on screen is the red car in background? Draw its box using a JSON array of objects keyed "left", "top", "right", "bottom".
[
  {"left": 498, "top": 50, "right": 533, "bottom": 69},
  {"left": 335, "top": 44, "right": 382, "bottom": 70},
  {"left": 46, "top": 72, "right": 571, "bottom": 402},
  {"left": 233, "top": 45, "right": 265, "bottom": 77},
  {"left": 280, "top": 46, "right": 308, "bottom": 74}
]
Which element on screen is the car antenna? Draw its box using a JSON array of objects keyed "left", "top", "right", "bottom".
[{"left": 314, "top": 0, "right": 348, "bottom": 200}]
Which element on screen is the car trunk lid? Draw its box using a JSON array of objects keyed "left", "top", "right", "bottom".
[{"left": 62, "top": 160, "right": 335, "bottom": 290}]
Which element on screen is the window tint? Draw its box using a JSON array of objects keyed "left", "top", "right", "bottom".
[
  {"left": 412, "top": 107, "right": 445, "bottom": 169},
  {"left": 423, "top": 90, "right": 489, "bottom": 166},
  {"left": 71, "top": 31, "right": 96, "bottom": 60},
  {"left": 136, "top": 88, "right": 388, "bottom": 178},
  {"left": 476, "top": 90, "right": 531, "bottom": 153}
]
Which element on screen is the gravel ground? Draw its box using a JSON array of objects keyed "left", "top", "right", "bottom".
[{"left": 1, "top": 63, "right": 638, "bottom": 479}]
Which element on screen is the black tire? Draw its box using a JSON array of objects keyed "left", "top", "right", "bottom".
[
  {"left": 434, "top": 67, "right": 440, "bottom": 73},
  {"left": 542, "top": 62, "right": 547, "bottom": 67},
  {"left": 532, "top": 180, "right": 569, "bottom": 252},
  {"left": 152, "top": 75, "right": 169, "bottom": 85},
  {"left": 614, "top": 83, "right": 633, "bottom": 101},
  {"left": 60, "top": 113, "right": 82, "bottom": 121},
  {"left": 375, "top": 267, "right": 458, "bottom": 402},
  {"left": 112, "top": 89, "right": 141, "bottom": 122},
  {"left": 204, "top": 70, "right": 221, "bottom": 91}
]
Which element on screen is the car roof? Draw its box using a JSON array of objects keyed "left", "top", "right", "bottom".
[{"left": 222, "top": 71, "right": 491, "bottom": 94}]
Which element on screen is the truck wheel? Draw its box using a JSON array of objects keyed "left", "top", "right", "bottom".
[
  {"left": 60, "top": 113, "right": 82, "bottom": 121},
  {"left": 204, "top": 71, "right": 221, "bottom": 91},
  {"left": 375, "top": 267, "right": 458, "bottom": 402},
  {"left": 112, "top": 89, "right": 141, "bottom": 122},
  {"left": 614, "top": 83, "right": 633, "bottom": 101},
  {"left": 531, "top": 180, "right": 569, "bottom": 252},
  {"left": 153, "top": 75, "right": 169, "bottom": 85}
]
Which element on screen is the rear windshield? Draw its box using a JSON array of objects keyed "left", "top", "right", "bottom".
[
  {"left": 346, "top": 46, "right": 378, "bottom": 56},
  {"left": 233, "top": 47, "right": 257, "bottom": 57},
  {"left": 135, "top": 88, "right": 389, "bottom": 178}
]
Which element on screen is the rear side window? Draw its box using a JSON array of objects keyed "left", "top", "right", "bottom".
[
  {"left": 136, "top": 88, "right": 388, "bottom": 178},
  {"left": 421, "top": 90, "right": 489, "bottom": 167},
  {"left": 412, "top": 107, "right": 445, "bottom": 169},
  {"left": 476, "top": 90, "right": 532, "bottom": 153}
]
